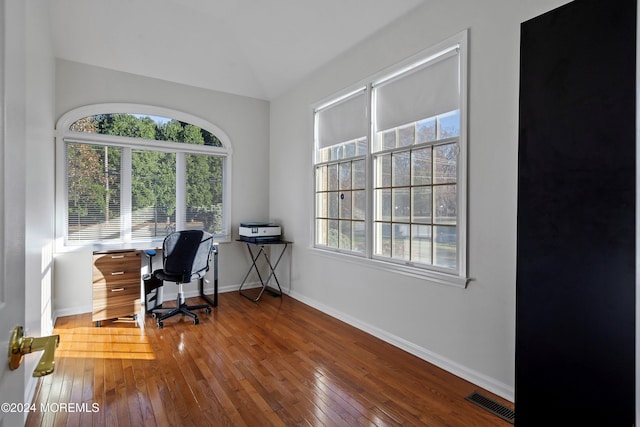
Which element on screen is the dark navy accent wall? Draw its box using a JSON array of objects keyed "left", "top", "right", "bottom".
[{"left": 516, "top": 0, "right": 636, "bottom": 425}]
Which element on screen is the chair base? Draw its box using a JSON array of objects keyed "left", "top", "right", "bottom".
[{"left": 151, "top": 287, "right": 211, "bottom": 328}]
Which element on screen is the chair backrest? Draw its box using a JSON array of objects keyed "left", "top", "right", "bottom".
[{"left": 162, "top": 230, "right": 213, "bottom": 283}]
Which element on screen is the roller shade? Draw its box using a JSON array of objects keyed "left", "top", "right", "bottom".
[
  {"left": 316, "top": 89, "right": 367, "bottom": 149},
  {"left": 374, "top": 49, "right": 459, "bottom": 132}
]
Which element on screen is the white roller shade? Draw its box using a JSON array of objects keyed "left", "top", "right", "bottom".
[
  {"left": 374, "top": 49, "right": 459, "bottom": 132},
  {"left": 316, "top": 89, "right": 367, "bottom": 149}
]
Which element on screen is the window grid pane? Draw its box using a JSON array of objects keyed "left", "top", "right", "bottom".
[
  {"left": 339, "top": 220, "right": 352, "bottom": 250},
  {"left": 328, "top": 164, "right": 339, "bottom": 191},
  {"left": 339, "top": 162, "right": 352, "bottom": 190},
  {"left": 373, "top": 111, "right": 459, "bottom": 269},
  {"left": 316, "top": 165, "right": 327, "bottom": 192},
  {"left": 314, "top": 157, "right": 366, "bottom": 254},
  {"left": 328, "top": 220, "right": 339, "bottom": 247},
  {"left": 316, "top": 219, "right": 327, "bottom": 246},
  {"left": 392, "top": 152, "right": 411, "bottom": 187},
  {"left": 317, "top": 137, "right": 368, "bottom": 162},
  {"left": 352, "top": 221, "right": 366, "bottom": 253}
]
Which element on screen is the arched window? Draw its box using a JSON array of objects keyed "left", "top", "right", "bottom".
[{"left": 56, "top": 104, "right": 232, "bottom": 249}]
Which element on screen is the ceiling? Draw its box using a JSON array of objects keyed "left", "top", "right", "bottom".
[{"left": 48, "top": 0, "right": 426, "bottom": 100}]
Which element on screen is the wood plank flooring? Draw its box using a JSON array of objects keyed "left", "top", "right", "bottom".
[{"left": 26, "top": 292, "right": 514, "bottom": 426}]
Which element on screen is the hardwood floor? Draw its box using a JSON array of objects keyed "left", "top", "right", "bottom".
[{"left": 26, "top": 292, "right": 513, "bottom": 426}]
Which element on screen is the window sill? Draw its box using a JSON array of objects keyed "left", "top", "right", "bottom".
[
  {"left": 311, "top": 247, "right": 469, "bottom": 288},
  {"left": 55, "top": 235, "right": 231, "bottom": 254}
]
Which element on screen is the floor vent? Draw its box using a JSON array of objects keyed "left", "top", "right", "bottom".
[{"left": 465, "top": 391, "right": 515, "bottom": 424}]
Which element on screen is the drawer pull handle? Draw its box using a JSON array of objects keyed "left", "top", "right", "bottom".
[
  {"left": 111, "top": 288, "right": 125, "bottom": 292},
  {"left": 111, "top": 271, "right": 125, "bottom": 275},
  {"left": 111, "top": 255, "right": 125, "bottom": 259}
]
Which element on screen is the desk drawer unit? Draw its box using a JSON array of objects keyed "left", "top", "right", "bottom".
[{"left": 92, "top": 250, "right": 142, "bottom": 326}]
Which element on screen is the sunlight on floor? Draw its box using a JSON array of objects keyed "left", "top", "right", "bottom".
[{"left": 54, "top": 321, "right": 155, "bottom": 360}]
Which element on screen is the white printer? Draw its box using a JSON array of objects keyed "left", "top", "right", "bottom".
[{"left": 239, "top": 222, "right": 281, "bottom": 243}]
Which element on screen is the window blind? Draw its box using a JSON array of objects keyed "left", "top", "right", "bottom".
[
  {"left": 316, "top": 88, "right": 368, "bottom": 149},
  {"left": 374, "top": 49, "right": 459, "bottom": 132},
  {"left": 66, "top": 143, "right": 122, "bottom": 242}
]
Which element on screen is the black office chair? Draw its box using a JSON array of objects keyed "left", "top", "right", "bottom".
[{"left": 151, "top": 230, "right": 213, "bottom": 328}]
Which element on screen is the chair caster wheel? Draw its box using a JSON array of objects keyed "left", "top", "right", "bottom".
[
  {"left": 205, "top": 307, "right": 212, "bottom": 314},
  {"left": 193, "top": 317, "right": 199, "bottom": 325},
  {"left": 133, "top": 314, "right": 138, "bottom": 320},
  {"left": 157, "top": 321, "right": 163, "bottom": 328},
  {"left": 151, "top": 313, "right": 157, "bottom": 319}
]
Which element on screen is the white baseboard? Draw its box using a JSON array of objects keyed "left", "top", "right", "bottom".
[
  {"left": 287, "top": 290, "right": 515, "bottom": 402},
  {"left": 51, "top": 283, "right": 254, "bottom": 321},
  {"left": 53, "top": 304, "right": 92, "bottom": 321}
]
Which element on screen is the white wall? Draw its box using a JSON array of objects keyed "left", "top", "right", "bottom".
[
  {"left": 269, "top": 0, "right": 572, "bottom": 400},
  {"left": 53, "top": 60, "right": 271, "bottom": 316},
  {"left": 24, "top": 0, "right": 56, "bottom": 394}
]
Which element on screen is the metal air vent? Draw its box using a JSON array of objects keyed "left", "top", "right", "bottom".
[{"left": 465, "top": 391, "right": 515, "bottom": 424}]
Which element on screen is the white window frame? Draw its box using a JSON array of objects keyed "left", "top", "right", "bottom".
[
  {"left": 55, "top": 103, "right": 233, "bottom": 251},
  {"left": 312, "top": 31, "right": 468, "bottom": 287}
]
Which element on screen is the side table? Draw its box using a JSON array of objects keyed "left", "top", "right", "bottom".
[{"left": 237, "top": 240, "right": 292, "bottom": 302}]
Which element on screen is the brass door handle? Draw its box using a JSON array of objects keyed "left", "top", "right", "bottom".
[{"left": 8, "top": 326, "right": 60, "bottom": 377}]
